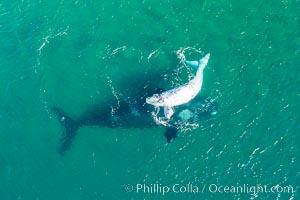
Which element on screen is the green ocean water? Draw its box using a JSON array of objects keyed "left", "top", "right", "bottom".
[{"left": 1, "top": 0, "right": 300, "bottom": 199}]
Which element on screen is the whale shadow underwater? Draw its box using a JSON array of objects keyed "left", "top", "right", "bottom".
[{"left": 51, "top": 67, "right": 218, "bottom": 154}]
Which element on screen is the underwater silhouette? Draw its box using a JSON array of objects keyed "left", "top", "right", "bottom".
[{"left": 52, "top": 94, "right": 217, "bottom": 154}]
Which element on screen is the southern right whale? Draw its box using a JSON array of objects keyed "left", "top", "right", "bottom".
[
  {"left": 146, "top": 54, "right": 210, "bottom": 120},
  {"left": 51, "top": 53, "right": 217, "bottom": 154},
  {"left": 52, "top": 94, "right": 217, "bottom": 154}
]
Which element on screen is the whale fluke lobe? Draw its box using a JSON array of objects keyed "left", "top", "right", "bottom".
[
  {"left": 185, "top": 60, "right": 199, "bottom": 69},
  {"left": 198, "top": 53, "right": 210, "bottom": 70},
  {"left": 51, "top": 106, "right": 80, "bottom": 154},
  {"left": 185, "top": 53, "right": 210, "bottom": 70}
]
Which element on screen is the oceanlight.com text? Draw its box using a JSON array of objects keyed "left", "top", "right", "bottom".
[
  {"left": 207, "top": 184, "right": 295, "bottom": 195},
  {"left": 124, "top": 183, "right": 296, "bottom": 196}
]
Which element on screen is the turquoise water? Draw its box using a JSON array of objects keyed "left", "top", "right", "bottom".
[{"left": 1, "top": 0, "right": 300, "bottom": 199}]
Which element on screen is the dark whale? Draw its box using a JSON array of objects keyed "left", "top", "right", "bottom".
[{"left": 51, "top": 94, "right": 217, "bottom": 154}]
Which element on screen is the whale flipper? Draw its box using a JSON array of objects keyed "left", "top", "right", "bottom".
[
  {"left": 164, "top": 126, "right": 178, "bottom": 143},
  {"left": 164, "top": 106, "right": 174, "bottom": 119}
]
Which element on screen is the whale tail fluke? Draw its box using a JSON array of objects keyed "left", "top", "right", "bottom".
[
  {"left": 51, "top": 106, "right": 80, "bottom": 154},
  {"left": 185, "top": 53, "right": 210, "bottom": 70}
]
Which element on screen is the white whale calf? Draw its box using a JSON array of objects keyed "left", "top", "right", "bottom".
[{"left": 146, "top": 53, "right": 210, "bottom": 119}]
